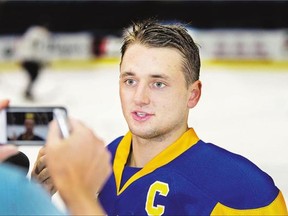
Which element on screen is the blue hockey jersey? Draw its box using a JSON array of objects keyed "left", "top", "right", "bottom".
[{"left": 99, "top": 128, "right": 287, "bottom": 215}]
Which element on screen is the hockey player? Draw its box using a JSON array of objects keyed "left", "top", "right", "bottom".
[
  {"left": 16, "top": 25, "right": 50, "bottom": 100},
  {"left": 33, "top": 19, "right": 287, "bottom": 215}
]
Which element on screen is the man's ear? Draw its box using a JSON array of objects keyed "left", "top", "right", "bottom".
[{"left": 187, "top": 80, "right": 202, "bottom": 108}]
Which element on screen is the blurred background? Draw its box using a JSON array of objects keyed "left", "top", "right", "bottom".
[
  {"left": 0, "top": 0, "right": 287, "bottom": 211},
  {"left": 0, "top": 0, "right": 288, "bottom": 65}
]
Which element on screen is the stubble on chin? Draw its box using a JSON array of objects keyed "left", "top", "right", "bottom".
[{"left": 129, "top": 127, "right": 167, "bottom": 143}]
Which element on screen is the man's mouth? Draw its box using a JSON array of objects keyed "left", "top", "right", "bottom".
[
  {"left": 132, "top": 111, "right": 153, "bottom": 121},
  {"left": 136, "top": 112, "right": 146, "bottom": 117}
]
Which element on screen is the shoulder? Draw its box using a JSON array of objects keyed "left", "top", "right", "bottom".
[
  {"left": 182, "top": 141, "right": 280, "bottom": 209},
  {"left": 17, "top": 134, "right": 24, "bottom": 140},
  {"left": 0, "top": 164, "right": 64, "bottom": 215},
  {"left": 0, "top": 163, "right": 26, "bottom": 180},
  {"left": 33, "top": 135, "right": 44, "bottom": 141}
]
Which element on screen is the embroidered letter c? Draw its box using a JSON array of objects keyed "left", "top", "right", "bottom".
[{"left": 145, "top": 181, "right": 170, "bottom": 215}]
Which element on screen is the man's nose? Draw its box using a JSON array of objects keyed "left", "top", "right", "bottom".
[{"left": 134, "top": 84, "right": 150, "bottom": 106}]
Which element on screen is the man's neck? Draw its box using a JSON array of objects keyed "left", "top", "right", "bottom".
[{"left": 127, "top": 126, "right": 189, "bottom": 167}]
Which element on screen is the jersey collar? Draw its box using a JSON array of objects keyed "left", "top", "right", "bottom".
[{"left": 113, "top": 128, "right": 199, "bottom": 195}]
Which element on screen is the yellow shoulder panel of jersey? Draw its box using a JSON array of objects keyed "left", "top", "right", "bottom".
[{"left": 211, "top": 191, "right": 288, "bottom": 215}]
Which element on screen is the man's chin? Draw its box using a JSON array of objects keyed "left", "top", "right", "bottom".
[{"left": 129, "top": 127, "right": 159, "bottom": 140}]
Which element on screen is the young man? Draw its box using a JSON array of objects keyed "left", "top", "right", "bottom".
[
  {"left": 16, "top": 115, "right": 44, "bottom": 141},
  {"left": 33, "top": 19, "right": 287, "bottom": 215}
]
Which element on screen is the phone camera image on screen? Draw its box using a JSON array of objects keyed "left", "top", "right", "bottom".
[
  {"left": 7, "top": 112, "right": 52, "bottom": 145},
  {"left": 0, "top": 107, "right": 67, "bottom": 146}
]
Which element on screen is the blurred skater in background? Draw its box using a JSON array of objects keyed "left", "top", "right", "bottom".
[{"left": 16, "top": 25, "right": 50, "bottom": 101}]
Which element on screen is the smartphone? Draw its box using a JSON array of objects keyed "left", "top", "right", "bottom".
[
  {"left": 0, "top": 106, "right": 67, "bottom": 146},
  {"left": 53, "top": 108, "right": 70, "bottom": 139}
]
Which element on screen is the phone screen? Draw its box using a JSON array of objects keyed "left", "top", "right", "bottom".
[{"left": 0, "top": 106, "right": 67, "bottom": 145}]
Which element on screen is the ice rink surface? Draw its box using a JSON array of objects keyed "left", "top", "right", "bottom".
[{"left": 1, "top": 62, "right": 287, "bottom": 209}]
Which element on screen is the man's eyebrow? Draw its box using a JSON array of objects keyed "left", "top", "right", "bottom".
[
  {"left": 150, "top": 74, "right": 170, "bottom": 80},
  {"left": 120, "top": 72, "right": 135, "bottom": 78},
  {"left": 120, "top": 72, "right": 170, "bottom": 80}
]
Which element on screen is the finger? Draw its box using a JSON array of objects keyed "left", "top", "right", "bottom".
[
  {"left": 35, "top": 146, "right": 46, "bottom": 160},
  {"left": 35, "top": 167, "right": 51, "bottom": 183},
  {"left": 0, "top": 99, "right": 9, "bottom": 109},
  {"left": 42, "top": 177, "right": 56, "bottom": 195},
  {"left": 69, "top": 118, "right": 103, "bottom": 143},
  {"left": 65, "top": 118, "right": 80, "bottom": 136},
  {"left": 0, "top": 145, "right": 19, "bottom": 162},
  {"left": 31, "top": 154, "right": 47, "bottom": 175},
  {"left": 47, "top": 120, "right": 60, "bottom": 139},
  {"left": 46, "top": 120, "right": 61, "bottom": 151},
  {"left": 31, "top": 147, "right": 46, "bottom": 178},
  {"left": 49, "top": 186, "right": 57, "bottom": 196},
  {"left": 46, "top": 119, "right": 65, "bottom": 144}
]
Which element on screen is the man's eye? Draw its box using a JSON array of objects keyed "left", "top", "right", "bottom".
[
  {"left": 125, "top": 79, "right": 136, "bottom": 86},
  {"left": 153, "top": 82, "right": 166, "bottom": 88}
]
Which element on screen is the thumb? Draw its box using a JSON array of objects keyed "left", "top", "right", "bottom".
[
  {"left": 46, "top": 120, "right": 61, "bottom": 145},
  {"left": 0, "top": 145, "right": 19, "bottom": 162},
  {"left": 0, "top": 99, "right": 9, "bottom": 109}
]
